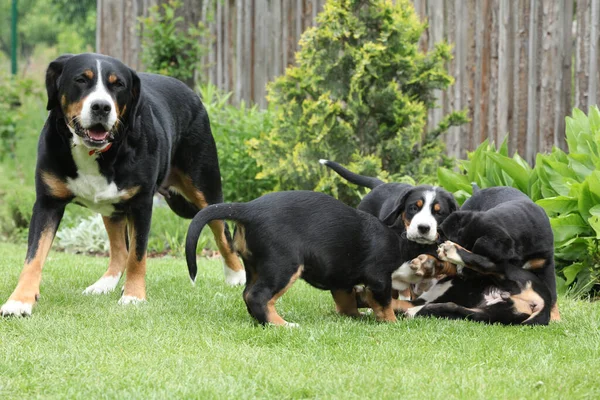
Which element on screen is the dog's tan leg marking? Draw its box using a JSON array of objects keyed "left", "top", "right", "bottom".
[
  {"left": 3, "top": 228, "right": 55, "bottom": 314},
  {"left": 332, "top": 290, "right": 361, "bottom": 317},
  {"left": 83, "top": 217, "right": 128, "bottom": 294},
  {"left": 266, "top": 267, "right": 303, "bottom": 327},
  {"left": 120, "top": 222, "right": 146, "bottom": 303},
  {"left": 523, "top": 258, "right": 546, "bottom": 270},
  {"left": 41, "top": 171, "right": 73, "bottom": 200},
  {"left": 391, "top": 299, "right": 414, "bottom": 313},
  {"left": 550, "top": 303, "right": 561, "bottom": 321},
  {"left": 169, "top": 168, "right": 245, "bottom": 282},
  {"left": 364, "top": 289, "right": 397, "bottom": 322}
]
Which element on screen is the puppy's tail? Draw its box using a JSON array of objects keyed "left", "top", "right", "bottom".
[
  {"left": 319, "top": 159, "right": 384, "bottom": 189},
  {"left": 185, "top": 203, "right": 247, "bottom": 283},
  {"left": 471, "top": 182, "right": 481, "bottom": 193}
]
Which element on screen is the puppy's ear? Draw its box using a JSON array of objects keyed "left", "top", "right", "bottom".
[
  {"left": 126, "top": 69, "right": 141, "bottom": 128},
  {"left": 45, "top": 54, "right": 74, "bottom": 111},
  {"left": 439, "top": 211, "right": 469, "bottom": 241},
  {"left": 381, "top": 189, "right": 413, "bottom": 227},
  {"left": 448, "top": 196, "right": 459, "bottom": 213}
]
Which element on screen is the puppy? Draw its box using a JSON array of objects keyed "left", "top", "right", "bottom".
[
  {"left": 398, "top": 186, "right": 558, "bottom": 325},
  {"left": 185, "top": 191, "right": 407, "bottom": 326}
]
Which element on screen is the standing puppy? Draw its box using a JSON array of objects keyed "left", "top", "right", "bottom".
[
  {"left": 185, "top": 191, "right": 404, "bottom": 326},
  {"left": 1, "top": 53, "right": 243, "bottom": 317}
]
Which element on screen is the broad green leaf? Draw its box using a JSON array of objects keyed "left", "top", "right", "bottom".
[
  {"left": 568, "top": 153, "right": 594, "bottom": 180},
  {"left": 498, "top": 136, "right": 509, "bottom": 157},
  {"left": 437, "top": 167, "right": 471, "bottom": 193},
  {"left": 588, "top": 215, "right": 600, "bottom": 238},
  {"left": 536, "top": 196, "right": 578, "bottom": 216},
  {"left": 487, "top": 152, "right": 529, "bottom": 192},
  {"left": 589, "top": 105, "right": 600, "bottom": 135},
  {"left": 562, "top": 262, "right": 585, "bottom": 285},
  {"left": 550, "top": 213, "right": 591, "bottom": 243},
  {"left": 554, "top": 237, "right": 590, "bottom": 261}
]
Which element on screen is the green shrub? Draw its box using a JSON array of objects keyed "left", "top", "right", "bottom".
[
  {"left": 199, "top": 84, "right": 277, "bottom": 203},
  {"left": 139, "top": 0, "right": 210, "bottom": 85},
  {"left": 249, "top": 0, "right": 467, "bottom": 206},
  {"left": 438, "top": 106, "right": 600, "bottom": 297}
]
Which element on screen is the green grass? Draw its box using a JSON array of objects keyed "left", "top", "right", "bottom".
[{"left": 0, "top": 242, "right": 599, "bottom": 399}]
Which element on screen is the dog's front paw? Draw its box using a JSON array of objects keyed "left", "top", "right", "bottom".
[
  {"left": 1, "top": 300, "right": 34, "bottom": 317},
  {"left": 118, "top": 296, "right": 147, "bottom": 306},
  {"left": 404, "top": 305, "right": 424, "bottom": 319},
  {"left": 224, "top": 266, "right": 246, "bottom": 286},
  {"left": 409, "top": 254, "right": 436, "bottom": 278},
  {"left": 437, "top": 241, "right": 464, "bottom": 265},
  {"left": 83, "top": 274, "right": 121, "bottom": 295}
]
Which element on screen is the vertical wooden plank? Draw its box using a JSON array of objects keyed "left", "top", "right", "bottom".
[
  {"left": 471, "top": 0, "right": 484, "bottom": 146},
  {"left": 235, "top": 0, "right": 243, "bottom": 103},
  {"left": 589, "top": 0, "right": 599, "bottom": 108},
  {"left": 282, "top": 0, "right": 289, "bottom": 69},
  {"left": 216, "top": 0, "right": 223, "bottom": 90},
  {"left": 413, "top": 0, "right": 429, "bottom": 54},
  {"left": 526, "top": 0, "right": 541, "bottom": 163},
  {"left": 512, "top": 0, "right": 530, "bottom": 156},
  {"left": 556, "top": 0, "right": 573, "bottom": 149},
  {"left": 272, "top": 0, "right": 282, "bottom": 79},
  {"left": 96, "top": 0, "right": 103, "bottom": 53},
  {"left": 452, "top": 0, "right": 466, "bottom": 158},
  {"left": 296, "top": 0, "right": 303, "bottom": 52},
  {"left": 486, "top": 0, "right": 499, "bottom": 143},
  {"left": 465, "top": 0, "right": 477, "bottom": 153},
  {"left": 428, "top": 0, "right": 444, "bottom": 133},
  {"left": 244, "top": 0, "right": 253, "bottom": 103},
  {"left": 575, "top": 0, "right": 590, "bottom": 110},
  {"left": 443, "top": 0, "right": 459, "bottom": 158},
  {"left": 496, "top": 0, "right": 512, "bottom": 145},
  {"left": 225, "top": 0, "right": 231, "bottom": 94},
  {"left": 538, "top": 0, "right": 560, "bottom": 153}
]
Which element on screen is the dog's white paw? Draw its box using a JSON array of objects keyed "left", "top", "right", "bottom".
[
  {"left": 405, "top": 305, "right": 424, "bottom": 319},
  {"left": 285, "top": 322, "right": 300, "bottom": 328},
  {"left": 224, "top": 265, "right": 246, "bottom": 286},
  {"left": 118, "top": 296, "right": 146, "bottom": 306},
  {"left": 82, "top": 274, "right": 121, "bottom": 295},
  {"left": 437, "top": 241, "right": 464, "bottom": 265},
  {"left": 1, "top": 300, "right": 33, "bottom": 317}
]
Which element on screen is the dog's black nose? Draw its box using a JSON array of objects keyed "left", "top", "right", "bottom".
[
  {"left": 418, "top": 224, "right": 430, "bottom": 234},
  {"left": 91, "top": 100, "right": 112, "bottom": 116}
]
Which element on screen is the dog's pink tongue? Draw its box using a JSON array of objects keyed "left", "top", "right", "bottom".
[{"left": 88, "top": 128, "right": 109, "bottom": 141}]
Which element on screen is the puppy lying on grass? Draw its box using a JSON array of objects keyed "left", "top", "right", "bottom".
[{"left": 186, "top": 191, "right": 415, "bottom": 326}]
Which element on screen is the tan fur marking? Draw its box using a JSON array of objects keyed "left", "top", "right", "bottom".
[
  {"left": 232, "top": 224, "right": 251, "bottom": 258},
  {"left": 391, "top": 298, "right": 413, "bottom": 313},
  {"left": 121, "top": 222, "right": 146, "bottom": 300},
  {"left": 65, "top": 98, "right": 85, "bottom": 124},
  {"left": 41, "top": 171, "right": 73, "bottom": 199},
  {"left": 108, "top": 74, "right": 117, "bottom": 84},
  {"left": 102, "top": 217, "right": 128, "bottom": 278},
  {"left": 168, "top": 168, "right": 244, "bottom": 273},
  {"left": 61, "top": 95, "right": 67, "bottom": 107},
  {"left": 84, "top": 69, "right": 94, "bottom": 79},
  {"left": 436, "top": 260, "right": 458, "bottom": 277},
  {"left": 524, "top": 258, "right": 546, "bottom": 270},
  {"left": 266, "top": 266, "right": 303, "bottom": 325},
  {"left": 7, "top": 228, "right": 56, "bottom": 305},
  {"left": 433, "top": 203, "right": 441, "bottom": 212},
  {"left": 364, "top": 289, "right": 396, "bottom": 322},
  {"left": 332, "top": 290, "right": 360, "bottom": 317},
  {"left": 402, "top": 211, "right": 410, "bottom": 229},
  {"left": 550, "top": 303, "right": 561, "bottom": 321},
  {"left": 511, "top": 282, "right": 544, "bottom": 322},
  {"left": 121, "top": 185, "right": 140, "bottom": 201},
  {"left": 398, "top": 287, "right": 411, "bottom": 299},
  {"left": 416, "top": 200, "right": 423, "bottom": 208}
]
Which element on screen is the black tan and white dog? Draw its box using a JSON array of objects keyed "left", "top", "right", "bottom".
[
  {"left": 1, "top": 53, "right": 244, "bottom": 316},
  {"left": 319, "top": 159, "right": 458, "bottom": 297},
  {"left": 398, "top": 186, "right": 559, "bottom": 325},
  {"left": 185, "top": 191, "right": 410, "bottom": 326}
]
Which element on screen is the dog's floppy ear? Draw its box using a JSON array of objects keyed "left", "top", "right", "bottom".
[
  {"left": 126, "top": 69, "right": 141, "bottom": 128},
  {"left": 448, "top": 196, "right": 459, "bottom": 213},
  {"left": 45, "top": 54, "right": 74, "bottom": 111},
  {"left": 381, "top": 189, "right": 413, "bottom": 227}
]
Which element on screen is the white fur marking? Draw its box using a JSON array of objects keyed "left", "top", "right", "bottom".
[
  {"left": 407, "top": 190, "right": 438, "bottom": 244},
  {"left": 483, "top": 288, "right": 509, "bottom": 306},
  {"left": 82, "top": 273, "right": 122, "bottom": 295},
  {"left": 391, "top": 261, "right": 423, "bottom": 291},
  {"left": 438, "top": 241, "right": 465, "bottom": 265},
  {"left": 80, "top": 60, "right": 117, "bottom": 131},
  {"left": 419, "top": 280, "right": 453, "bottom": 303},
  {"left": 118, "top": 296, "right": 146, "bottom": 305},
  {"left": 0, "top": 300, "right": 33, "bottom": 317},
  {"left": 67, "top": 135, "right": 130, "bottom": 216},
  {"left": 223, "top": 262, "right": 246, "bottom": 286},
  {"left": 406, "top": 305, "right": 424, "bottom": 318},
  {"left": 285, "top": 322, "right": 300, "bottom": 328},
  {"left": 318, "top": 159, "right": 329, "bottom": 165}
]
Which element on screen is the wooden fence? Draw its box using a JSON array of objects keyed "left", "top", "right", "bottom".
[{"left": 97, "top": 0, "right": 600, "bottom": 162}]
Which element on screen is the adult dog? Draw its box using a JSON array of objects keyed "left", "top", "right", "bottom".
[
  {"left": 319, "top": 159, "right": 458, "bottom": 296},
  {"left": 185, "top": 191, "right": 408, "bottom": 326},
  {"left": 1, "top": 53, "right": 243, "bottom": 316},
  {"left": 400, "top": 186, "right": 559, "bottom": 325}
]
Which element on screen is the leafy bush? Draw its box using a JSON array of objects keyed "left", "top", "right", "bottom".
[
  {"left": 249, "top": 0, "right": 467, "bottom": 206},
  {"left": 139, "top": 0, "right": 210, "bottom": 85},
  {"left": 199, "top": 84, "right": 277, "bottom": 203},
  {"left": 438, "top": 106, "right": 600, "bottom": 297}
]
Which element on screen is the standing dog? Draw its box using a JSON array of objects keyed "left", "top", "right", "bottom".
[
  {"left": 185, "top": 191, "right": 408, "bottom": 326},
  {"left": 400, "top": 186, "right": 558, "bottom": 325},
  {"left": 1, "top": 53, "right": 243, "bottom": 316}
]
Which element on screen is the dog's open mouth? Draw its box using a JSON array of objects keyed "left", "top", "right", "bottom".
[
  {"left": 71, "top": 120, "right": 114, "bottom": 147},
  {"left": 87, "top": 124, "right": 110, "bottom": 142}
]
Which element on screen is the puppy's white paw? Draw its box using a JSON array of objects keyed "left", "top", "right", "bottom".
[
  {"left": 285, "top": 322, "right": 300, "bottom": 328},
  {"left": 1, "top": 300, "right": 33, "bottom": 317},
  {"left": 405, "top": 305, "right": 424, "bottom": 319},
  {"left": 437, "top": 241, "right": 464, "bottom": 265},
  {"left": 224, "top": 265, "right": 246, "bottom": 286},
  {"left": 82, "top": 274, "right": 121, "bottom": 295},
  {"left": 118, "top": 296, "right": 146, "bottom": 306}
]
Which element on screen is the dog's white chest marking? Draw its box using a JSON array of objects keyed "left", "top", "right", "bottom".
[{"left": 67, "top": 136, "right": 127, "bottom": 216}]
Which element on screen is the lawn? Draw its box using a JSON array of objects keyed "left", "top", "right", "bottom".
[{"left": 0, "top": 242, "right": 599, "bottom": 399}]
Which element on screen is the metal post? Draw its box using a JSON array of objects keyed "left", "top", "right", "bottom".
[{"left": 11, "top": 0, "right": 18, "bottom": 75}]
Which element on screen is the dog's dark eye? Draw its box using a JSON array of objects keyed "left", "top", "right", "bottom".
[
  {"left": 74, "top": 77, "right": 87, "bottom": 84},
  {"left": 113, "top": 80, "right": 125, "bottom": 88},
  {"left": 408, "top": 204, "right": 419, "bottom": 213}
]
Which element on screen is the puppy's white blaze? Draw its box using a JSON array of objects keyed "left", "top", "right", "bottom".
[
  {"left": 406, "top": 190, "right": 438, "bottom": 243},
  {"left": 118, "top": 295, "right": 146, "bottom": 305},
  {"left": 223, "top": 261, "right": 246, "bottom": 286},
  {"left": 80, "top": 60, "right": 117, "bottom": 130},
  {"left": 406, "top": 305, "right": 424, "bottom": 318},
  {"left": 419, "top": 280, "right": 453, "bottom": 303},
  {"left": 391, "top": 261, "right": 422, "bottom": 291},
  {"left": 318, "top": 159, "right": 329, "bottom": 165},
  {"left": 0, "top": 300, "right": 33, "bottom": 316},
  {"left": 82, "top": 273, "right": 122, "bottom": 295}
]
